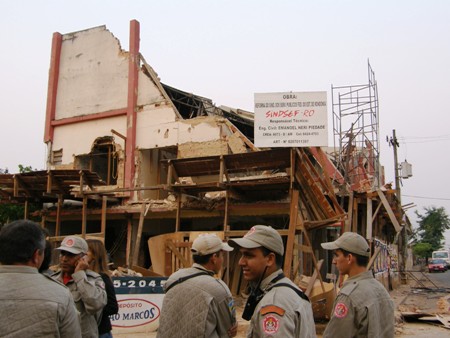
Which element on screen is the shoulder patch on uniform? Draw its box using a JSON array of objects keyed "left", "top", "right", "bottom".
[
  {"left": 334, "top": 302, "right": 349, "bottom": 318},
  {"left": 260, "top": 305, "right": 285, "bottom": 316},
  {"left": 262, "top": 314, "right": 280, "bottom": 334}
]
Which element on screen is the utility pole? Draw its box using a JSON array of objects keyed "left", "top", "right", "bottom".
[
  {"left": 390, "top": 130, "right": 401, "bottom": 205},
  {"left": 388, "top": 129, "right": 406, "bottom": 283}
]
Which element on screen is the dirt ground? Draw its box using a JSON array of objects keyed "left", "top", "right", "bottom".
[
  {"left": 390, "top": 270, "right": 450, "bottom": 337},
  {"left": 114, "top": 271, "right": 450, "bottom": 337}
]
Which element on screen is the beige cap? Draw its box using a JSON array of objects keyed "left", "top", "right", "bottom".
[
  {"left": 321, "top": 232, "right": 370, "bottom": 257},
  {"left": 55, "top": 236, "right": 88, "bottom": 255},
  {"left": 191, "top": 234, "right": 233, "bottom": 256},
  {"left": 228, "top": 225, "right": 284, "bottom": 255}
]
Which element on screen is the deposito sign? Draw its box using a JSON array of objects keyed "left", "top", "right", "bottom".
[
  {"left": 111, "top": 276, "right": 167, "bottom": 334},
  {"left": 254, "top": 91, "right": 328, "bottom": 147}
]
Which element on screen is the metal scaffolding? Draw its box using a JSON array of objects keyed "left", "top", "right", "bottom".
[{"left": 332, "top": 60, "right": 381, "bottom": 191}]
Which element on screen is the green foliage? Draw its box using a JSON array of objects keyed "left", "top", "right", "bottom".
[
  {"left": 0, "top": 203, "right": 40, "bottom": 227},
  {"left": 412, "top": 242, "right": 433, "bottom": 258},
  {"left": 0, "top": 204, "right": 25, "bottom": 226},
  {"left": 415, "top": 206, "right": 450, "bottom": 250},
  {"left": 0, "top": 164, "right": 40, "bottom": 227},
  {"left": 18, "top": 164, "right": 36, "bottom": 173}
]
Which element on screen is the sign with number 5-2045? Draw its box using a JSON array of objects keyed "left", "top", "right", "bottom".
[{"left": 111, "top": 277, "right": 168, "bottom": 333}]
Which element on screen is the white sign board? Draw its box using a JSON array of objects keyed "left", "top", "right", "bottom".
[
  {"left": 254, "top": 91, "right": 328, "bottom": 147},
  {"left": 111, "top": 276, "right": 167, "bottom": 334}
]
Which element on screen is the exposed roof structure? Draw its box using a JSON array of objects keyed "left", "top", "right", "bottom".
[
  {"left": 0, "top": 170, "right": 105, "bottom": 203},
  {"left": 162, "top": 83, "right": 255, "bottom": 142}
]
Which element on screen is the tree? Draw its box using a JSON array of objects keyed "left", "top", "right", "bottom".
[
  {"left": 415, "top": 206, "right": 450, "bottom": 250},
  {"left": 0, "top": 164, "right": 40, "bottom": 227},
  {"left": 18, "top": 164, "right": 36, "bottom": 173},
  {"left": 412, "top": 242, "right": 433, "bottom": 259}
]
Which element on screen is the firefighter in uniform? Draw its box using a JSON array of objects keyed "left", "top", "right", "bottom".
[
  {"left": 52, "top": 236, "right": 107, "bottom": 338},
  {"left": 321, "top": 231, "right": 394, "bottom": 338},
  {"left": 229, "top": 225, "right": 316, "bottom": 338}
]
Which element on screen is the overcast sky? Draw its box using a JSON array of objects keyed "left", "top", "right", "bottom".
[{"left": 1, "top": 1, "right": 449, "bottom": 247}]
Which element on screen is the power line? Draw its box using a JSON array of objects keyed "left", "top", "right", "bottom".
[
  {"left": 398, "top": 134, "right": 450, "bottom": 140},
  {"left": 397, "top": 134, "right": 450, "bottom": 144},
  {"left": 400, "top": 139, "right": 450, "bottom": 144},
  {"left": 403, "top": 194, "right": 450, "bottom": 201}
]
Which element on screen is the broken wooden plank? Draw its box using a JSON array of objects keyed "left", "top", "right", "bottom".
[
  {"left": 305, "top": 259, "right": 324, "bottom": 297},
  {"left": 132, "top": 202, "right": 147, "bottom": 266},
  {"left": 366, "top": 246, "right": 381, "bottom": 269},
  {"left": 283, "top": 189, "right": 299, "bottom": 278},
  {"left": 376, "top": 189, "right": 402, "bottom": 232}
]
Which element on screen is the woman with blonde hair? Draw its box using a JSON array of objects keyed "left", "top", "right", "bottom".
[{"left": 87, "top": 239, "right": 118, "bottom": 338}]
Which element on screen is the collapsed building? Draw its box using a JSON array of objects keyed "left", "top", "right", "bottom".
[{"left": 0, "top": 20, "right": 410, "bottom": 316}]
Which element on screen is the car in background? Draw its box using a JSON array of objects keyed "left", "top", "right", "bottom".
[
  {"left": 428, "top": 258, "right": 447, "bottom": 273},
  {"left": 432, "top": 250, "right": 450, "bottom": 268}
]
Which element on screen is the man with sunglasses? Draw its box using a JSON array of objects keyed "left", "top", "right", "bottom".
[
  {"left": 52, "top": 235, "right": 107, "bottom": 338},
  {"left": 229, "top": 225, "right": 316, "bottom": 338}
]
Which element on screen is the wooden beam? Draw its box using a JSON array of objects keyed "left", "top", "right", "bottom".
[
  {"left": 81, "top": 196, "right": 87, "bottom": 238},
  {"left": 79, "top": 171, "right": 85, "bottom": 197},
  {"left": 366, "top": 197, "right": 373, "bottom": 240},
  {"left": 175, "top": 194, "right": 181, "bottom": 232},
  {"left": 13, "top": 175, "right": 31, "bottom": 198},
  {"left": 296, "top": 244, "right": 313, "bottom": 253},
  {"left": 132, "top": 202, "right": 146, "bottom": 266},
  {"left": 167, "top": 160, "right": 173, "bottom": 186},
  {"left": 371, "top": 202, "right": 383, "bottom": 223},
  {"left": 283, "top": 189, "right": 299, "bottom": 278},
  {"left": 24, "top": 200, "right": 29, "bottom": 220},
  {"left": 345, "top": 191, "right": 354, "bottom": 232},
  {"left": 55, "top": 194, "right": 62, "bottom": 236},
  {"left": 47, "top": 171, "right": 53, "bottom": 194},
  {"left": 290, "top": 148, "right": 295, "bottom": 188},
  {"left": 297, "top": 211, "right": 326, "bottom": 291},
  {"left": 305, "top": 259, "right": 324, "bottom": 297},
  {"left": 366, "top": 246, "right": 381, "bottom": 269},
  {"left": 126, "top": 217, "right": 132, "bottom": 267},
  {"left": 219, "top": 155, "right": 224, "bottom": 184},
  {"left": 101, "top": 196, "right": 107, "bottom": 236},
  {"left": 224, "top": 191, "right": 229, "bottom": 231},
  {"left": 376, "top": 189, "right": 402, "bottom": 232},
  {"left": 352, "top": 196, "right": 358, "bottom": 233}
]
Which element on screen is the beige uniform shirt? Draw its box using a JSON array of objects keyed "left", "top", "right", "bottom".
[
  {"left": 157, "top": 263, "right": 236, "bottom": 338},
  {"left": 0, "top": 265, "right": 81, "bottom": 338},
  {"left": 53, "top": 269, "right": 107, "bottom": 338},
  {"left": 247, "top": 269, "right": 316, "bottom": 338},
  {"left": 323, "top": 270, "right": 394, "bottom": 338}
]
